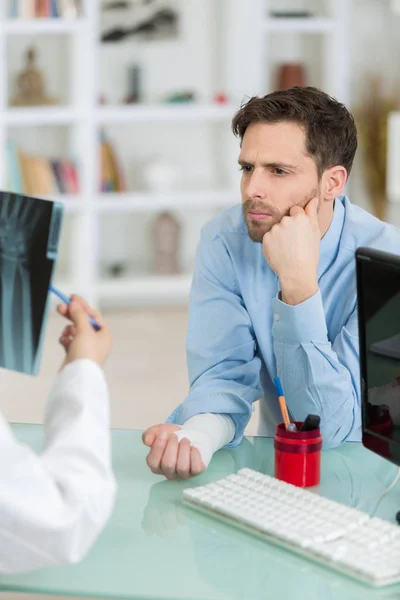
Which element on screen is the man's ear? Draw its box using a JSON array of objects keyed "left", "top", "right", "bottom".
[{"left": 320, "top": 166, "right": 347, "bottom": 200}]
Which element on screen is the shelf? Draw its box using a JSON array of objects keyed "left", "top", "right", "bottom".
[
  {"left": 3, "top": 107, "right": 79, "bottom": 126},
  {"left": 387, "top": 112, "right": 400, "bottom": 203},
  {"left": 96, "top": 190, "right": 239, "bottom": 213},
  {"left": 2, "top": 18, "right": 86, "bottom": 35},
  {"left": 96, "top": 104, "right": 237, "bottom": 124},
  {"left": 97, "top": 274, "right": 192, "bottom": 305},
  {"left": 263, "top": 17, "right": 337, "bottom": 33},
  {"left": 47, "top": 195, "right": 82, "bottom": 213}
]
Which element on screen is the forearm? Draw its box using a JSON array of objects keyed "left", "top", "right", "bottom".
[
  {"left": 174, "top": 413, "right": 236, "bottom": 467},
  {"left": 273, "top": 291, "right": 361, "bottom": 447}
]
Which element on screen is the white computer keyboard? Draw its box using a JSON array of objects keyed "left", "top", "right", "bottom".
[{"left": 182, "top": 468, "right": 400, "bottom": 588}]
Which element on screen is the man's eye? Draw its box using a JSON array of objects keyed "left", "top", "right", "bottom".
[
  {"left": 273, "top": 168, "right": 287, "bottom": 176},
  {"left": 239, "top": 165, "right": 252, "bottom": 173}
]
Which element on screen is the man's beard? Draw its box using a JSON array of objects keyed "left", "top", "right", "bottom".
[{"left": 242, "top": 188, "right": 320, "bottom": 243}]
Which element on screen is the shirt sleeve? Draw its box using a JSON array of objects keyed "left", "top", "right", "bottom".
[
  {"left": 166, "top": 232, "right": 262, "bottom": 445},
  {"left": 272, "top": 290, "right": 361, "bottom": 447},
  {"left": 0, "top": 358, "right": 116, "bottom": 574}
]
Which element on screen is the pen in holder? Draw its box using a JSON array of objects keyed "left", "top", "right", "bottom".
[{"left": 274, "top": 422, "right": 322, "bottom": 488}]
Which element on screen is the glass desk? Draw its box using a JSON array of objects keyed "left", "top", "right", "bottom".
[{"left": 1, "top": 425, "right": 400, "bottom": 600}]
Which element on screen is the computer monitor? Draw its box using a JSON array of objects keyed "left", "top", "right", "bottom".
[{"left": 356, "top": 247, "right": 400, "bottom": 466}]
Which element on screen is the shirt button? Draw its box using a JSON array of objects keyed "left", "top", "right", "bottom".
[{"left": 274, "top": 313, "right": 280, "bottom": 321}]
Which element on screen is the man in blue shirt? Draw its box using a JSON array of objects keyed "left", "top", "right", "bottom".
[{"left": 143, "top": 86, "right": 400, "bottom": 479}]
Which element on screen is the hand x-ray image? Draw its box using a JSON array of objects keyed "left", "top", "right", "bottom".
[{"left": 0, "top": 191, "right": 63, "bottom": 375}]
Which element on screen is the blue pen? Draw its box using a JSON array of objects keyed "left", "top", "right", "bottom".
[
  {"left": 274, "top": 376, "right": 297, "bottom": 432},
  {"left": 49, "top": 285, "right": 101, "bottom": 331}
]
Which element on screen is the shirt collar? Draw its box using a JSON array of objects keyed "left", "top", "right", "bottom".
[{"left": 318, "top": 195, "right": 346, "bottom": 279}]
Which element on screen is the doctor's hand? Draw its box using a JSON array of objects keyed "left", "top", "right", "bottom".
[
  {"left": 57, "top": 295, "right": 112, "bottom": 369},
  {"left": 262, "top": 196, "right": 320, "bottom": 305},
  {"left": 143, "top": 424, "right": 206, "bottom": 480}
]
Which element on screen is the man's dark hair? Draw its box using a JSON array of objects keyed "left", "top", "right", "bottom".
[{"left": 232, "top": 86, "right": 358, "bottom": 177}]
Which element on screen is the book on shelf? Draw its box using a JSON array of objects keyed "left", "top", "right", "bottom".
[
  {"left": 6, "top": 141, "right": 80, "bottom": 197},
  {"left": 8, "top": 0, "right": 82, "bottom": 19},
  {"left": 99, "top": 130, "right": 126, "bottom": 193}
]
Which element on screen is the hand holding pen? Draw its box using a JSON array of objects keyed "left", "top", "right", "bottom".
[
  {"left": 50, "top": 285, "right": 101, "bottom": 331},
  {"left": 52, "top": 291, "right": 112, "bottom": 369}
]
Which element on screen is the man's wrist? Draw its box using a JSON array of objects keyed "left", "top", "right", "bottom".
[{"left": 280, "top": 277, "right": 319, "bottom": 306}]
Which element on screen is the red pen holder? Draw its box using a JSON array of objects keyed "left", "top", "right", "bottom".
[{"left": 274, "top": 422, "right": 322, "bottom": 488}]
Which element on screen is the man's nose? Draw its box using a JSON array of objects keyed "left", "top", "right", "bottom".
[{"left": 245, "top": 170, "right": 267, "bottom": 200}]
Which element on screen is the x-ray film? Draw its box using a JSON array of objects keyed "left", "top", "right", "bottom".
[{"left": 0, "top": 191, "right": 64, "bottom": 375}]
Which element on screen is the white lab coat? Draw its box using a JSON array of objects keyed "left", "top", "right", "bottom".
[{"left": 0, "top": 359, "right": 116, "bottom": 574}]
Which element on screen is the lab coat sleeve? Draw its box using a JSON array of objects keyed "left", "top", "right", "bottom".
[{"left": 0, "top": 358, "right": 116, "bottom": 574}]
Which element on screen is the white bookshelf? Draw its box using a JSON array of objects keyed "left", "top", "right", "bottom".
[
  {"left": 96, "top": 104, "right": 238, "bottom": 124},
  {"left": 96, "top": 189, "right": 238, "bottom": 213},
  {"left": 263, "top": 0, "right": 351, "bottom": 106},
  {"left": 2, "top": 18, "right": 86, "bottom": 34},
  {"left": 387, "top": 112, "right": 400, "bottom": 203},
  {"left": 263, "top": 17, "right": 337, "bottom": 33},
  {"left": 0, "top": 0, "right": 351, "bottom": 307},
  {"left": 3, "top": 106, "right": 79, "bottom": 125}
]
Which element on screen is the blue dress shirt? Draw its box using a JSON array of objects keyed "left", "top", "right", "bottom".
[{"left": 167, "top": 196, "right": 400, "bottom": 448}]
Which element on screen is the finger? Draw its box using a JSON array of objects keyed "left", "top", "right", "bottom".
[
  {"left": 146, "top": 432, "right": 168, "bottom": 474},
  {"left": 70, "top": 295, "right": 105, "bottom": 327},
  {"left": 56, "top": 304, "right": 69, "bottom": 317},
  {"left": 67, "top": 300, "right": 93, "bottom": 334},
  {"left": 61, "top": 324, "right": 76, "bottom": 339},
  {"left": 59, "top": 331, "right": 74, "bottom": 349},
  {"left": 160, "top": 434, "right": 179, "bottom": 480},
  {"left": 176, "top": 438, "right": 191, "bottom": 480},
  {"left": 59, "top": 337, "right": 71, "bottom": 350},
  {"left": 142, "top": 426, "right": 161, "bottom": 447},
  {"left": 304, "top": 196, "right": 319, "bottom": 219},
  {"left": 190, "top": 447, "right": 205, "bottom": 477},
  {"left": 289, "top": 205, "right": 304, "bottom": 217}
]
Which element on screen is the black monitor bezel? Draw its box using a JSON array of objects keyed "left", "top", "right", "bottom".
[{"left": 356, "top": 246, "right": 400, "bottom": 465}]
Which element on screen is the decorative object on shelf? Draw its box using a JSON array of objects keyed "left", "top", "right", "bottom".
[
  {"left": 356, "top": 76, "right": 400, "bottom": 221},
  {"left": 99, "top": 130, "right": 126, "bottom": 192},
  {"left": 151, "top": 211, "right": 181, "bottom": 275},
  {"left": 164, "top": 91, "right": 195, "bottom": 104},
  {"left": 8, "top": 0, "right": 82, "bottom": 19},
  {"left": 123, "top": 65, "right": 142, "bottom": 104},
  {"left": 269, "top": 11, "right": 313, "bottom": 18},
  {"left": 214, "top": 92, "right": 229, "bottom": 104},
  {"left": 276, "top": 63, "right": 306, "bottom": 91},
  {"left": 142, "top": 157, "right": 177, "bottom": 192},
  {"left": 6, "top": 141, "right": 79, "bottom": 196},
  {"left": 101, "top": 0, "right": 179, "bottom": 43},
  {"left": 10, "top": 46, "right": 57, "bottom": 107},
  {"left": 106, "top": 262, "right": 127, "bottom": 278}
]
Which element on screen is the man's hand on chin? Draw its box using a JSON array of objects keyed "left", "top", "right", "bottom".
[{"left": 262, "top": 197, "right": 320, "bottom": 306}]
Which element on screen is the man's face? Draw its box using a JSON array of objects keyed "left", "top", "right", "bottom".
[{"left": 239, "top": 121, "right": 321, "bottom": 242}]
